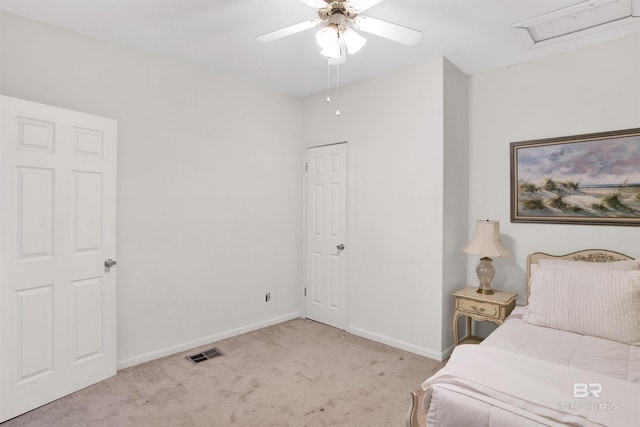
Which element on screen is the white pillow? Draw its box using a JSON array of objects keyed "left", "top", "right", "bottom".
[
  {"left": 524, "top": 267, "right": 640, "bottom": 345},
  {"left": 537, "top": 258, "right": 640, "bottom": 271}
]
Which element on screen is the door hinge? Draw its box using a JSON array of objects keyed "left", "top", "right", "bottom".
[
  {"left": 304, "top": 287, "right": 307, "bottom": 296},
  {"left": 305, "top": 162, "right": 308, "bottom": 172}
]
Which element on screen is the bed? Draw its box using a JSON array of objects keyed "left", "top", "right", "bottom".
[{"left": 407, "top": 249, "right": 640, "bottom": 427}]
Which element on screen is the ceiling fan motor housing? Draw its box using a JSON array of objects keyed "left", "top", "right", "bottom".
[{"left": 319, "top": 1, "right": 357, "bottom": 24}]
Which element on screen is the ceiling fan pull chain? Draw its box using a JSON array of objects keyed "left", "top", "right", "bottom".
[
  {"left": 335, "top": 63, "right": 341, "bottom": 116},
  {"left": 335, "top": 33, "right": 341, "bottom": 116},
  {"left": 326, "top": 57, "right": 331, "bottom": 103}
]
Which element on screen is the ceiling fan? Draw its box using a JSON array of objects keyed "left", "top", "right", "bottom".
[{"left": 256, "top": 0, "right": 422, "bottom": 61}]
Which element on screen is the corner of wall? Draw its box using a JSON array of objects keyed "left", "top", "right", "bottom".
[{"left": 441, "top": 58, "right": 470, "bottom": 350}]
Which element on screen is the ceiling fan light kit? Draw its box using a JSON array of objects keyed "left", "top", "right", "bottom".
[{"left": 316, "top": 25, "right": 366, "bottom": 59}]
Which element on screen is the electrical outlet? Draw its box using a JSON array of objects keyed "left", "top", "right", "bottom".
[{"left": 265, "top": 292, "right": 271, "bottom": 302}]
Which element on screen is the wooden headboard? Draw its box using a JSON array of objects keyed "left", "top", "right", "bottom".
[{"left": 526, "top": 249, "right": 635, "bottom": 301}]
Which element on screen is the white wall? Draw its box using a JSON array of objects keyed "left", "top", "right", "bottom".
[
  {"left": 0, "top": 12, "right": 302, "bottom": 367},
  {"left": 468, "top": 34, "right": 640, "bottom": 317},
  {"left": 301, "top": 58, "right": 468, "bottom": 360}
]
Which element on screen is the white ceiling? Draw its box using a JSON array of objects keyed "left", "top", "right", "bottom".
[{"left": 1, "top": 0, "right": 639, "bottom": 97}]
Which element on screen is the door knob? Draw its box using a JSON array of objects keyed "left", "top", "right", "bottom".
[
  {"left": 104, "top": 258, "right": 117, "bottom": 268},
  {"left": 336, "top": 244, "right": 345, "bottom": 251}
]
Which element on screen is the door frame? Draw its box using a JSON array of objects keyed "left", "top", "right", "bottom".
[{"left": 300, "top": 140, "right": 353, "bottom": 330}]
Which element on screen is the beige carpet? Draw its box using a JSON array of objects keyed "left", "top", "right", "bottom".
[{"left": 3, "top": 319, "right": 444, "bottom": 426}]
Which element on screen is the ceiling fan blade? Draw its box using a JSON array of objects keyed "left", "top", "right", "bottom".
[
  {"left": 256, "top": 19, "right": 322, "bottom": 43},
  {"left": 348, "top": 0, "right": 385, "bottom": 13},
  {"left": 298, "top": 0, "right": 331, "bottom": 8},
  {"left": 353, "top": 15, "right": 422, "bottom": 46}
]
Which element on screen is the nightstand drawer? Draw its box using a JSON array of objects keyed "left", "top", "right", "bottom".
[{"left": 458, "top": 299, "right": 499, "bottom": 319}]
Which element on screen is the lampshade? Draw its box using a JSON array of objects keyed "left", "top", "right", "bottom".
[
  {"left": 463, "top": 220, "right": 510, "bottom": 258},
  {"left": 317, "top": 25, "right": 341, "bottom": 59},
  {"left": 342, "top": 27, "right": 366, "bottom": 54}
]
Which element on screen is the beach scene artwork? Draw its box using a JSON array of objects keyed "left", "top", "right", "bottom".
[{"left": 513, "top": 132, "right": 640, "bottom": 224}]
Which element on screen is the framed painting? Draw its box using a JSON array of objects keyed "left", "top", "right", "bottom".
[{"left": 510, "top": 128, "right": 640, "bottom": 226}]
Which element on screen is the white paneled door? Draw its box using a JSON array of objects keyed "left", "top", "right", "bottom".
[
  {"left": 0, "top": 96, "right": 117, "bottom": 422},
  {"left": 305, "top": 143, "right": 347, "bottom": 329}
]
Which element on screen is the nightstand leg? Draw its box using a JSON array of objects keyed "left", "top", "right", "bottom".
[
  {"left": 453, "top": 313, "right": 460, "bottom": 346},
  {"left": 466, "top": 316, "right": 472, "bottom": 338}
]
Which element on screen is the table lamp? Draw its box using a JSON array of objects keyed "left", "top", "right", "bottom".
[{"left": 463, "top": 220, "right": 511, "bottom": 295}]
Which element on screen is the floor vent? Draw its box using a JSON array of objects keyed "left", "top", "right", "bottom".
[{"left": 186, "top": 347, "right": 224, "bottom": 364}]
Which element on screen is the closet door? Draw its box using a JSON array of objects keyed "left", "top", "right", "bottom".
[
  {"left": 0, "top": 95, "right": 117, "bottom": 422},
  {"left": 305, "top": 143, "right": 348, "bottom": 329}
]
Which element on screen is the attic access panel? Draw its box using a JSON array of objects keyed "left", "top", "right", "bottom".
[{"left": 512, "top": 0, "right": 638, "bottom": 45}]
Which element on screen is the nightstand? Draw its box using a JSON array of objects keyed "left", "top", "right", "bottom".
[{"left": 453, "top": 287, "right": 517, "bottom": 346}]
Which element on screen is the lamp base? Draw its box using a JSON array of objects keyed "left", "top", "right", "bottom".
[{"left": 475, "top": 257, "right": 495, "bottom": 295}]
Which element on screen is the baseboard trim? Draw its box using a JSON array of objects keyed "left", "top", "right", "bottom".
[
  {"left": 440, "top": 343, "right": 454, "bottom": 361},
  {"left": 348, "top": 326, "right": 450, "bottom": 362},
  {"left": 117, "top": 311, "right": 302, "bottom": 369}
]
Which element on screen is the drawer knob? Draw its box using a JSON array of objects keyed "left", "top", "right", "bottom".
[{"left": 470, "top": 305, "right": 486, "bottom": 313}]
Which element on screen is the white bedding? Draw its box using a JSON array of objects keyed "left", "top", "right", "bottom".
[
  {"left": 484, "top": 307, "right": 640, "bottom": 384},
  {"left": 420, "top": 308, "right": 640, "bottom": 427}
]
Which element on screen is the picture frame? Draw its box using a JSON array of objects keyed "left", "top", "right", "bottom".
[{"left": 510, "top": 128, "right": 640, "bottom": 226}]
